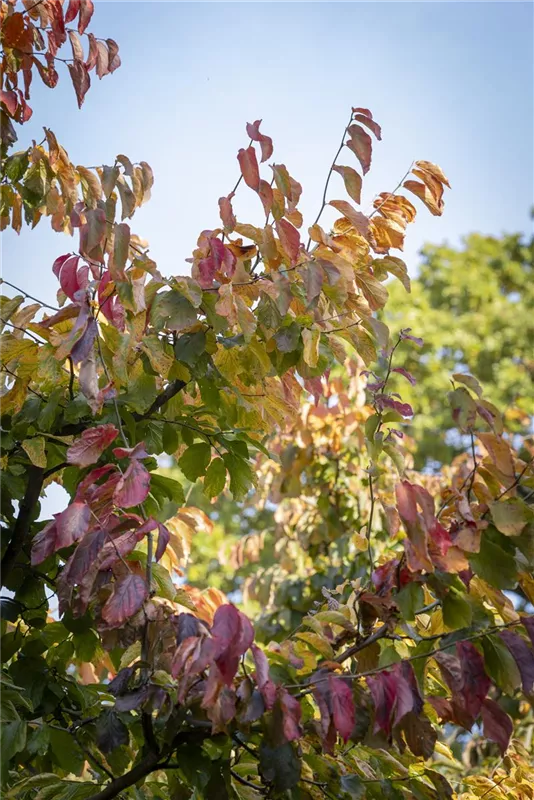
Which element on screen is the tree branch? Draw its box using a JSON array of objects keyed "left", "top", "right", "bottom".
[
  {"left": 84, "top": 752, "right": 159, "bottom": 800},
  {"left": 1, "top": 465, "right": 45, "bottom": 587}
]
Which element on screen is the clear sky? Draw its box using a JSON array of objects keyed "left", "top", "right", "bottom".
[{"left": 2, "top": 0, "right": 533, "bottom": 516}]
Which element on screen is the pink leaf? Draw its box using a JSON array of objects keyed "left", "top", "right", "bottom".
[
  {"left": 57, "top": 255, "right": 81, "bottom": 301},
  {"left": 375, "top": 394, "right": 413, "bottom": 417},
  {"left": 328, "top": 675, "right": 355, "bottom": 742},
  {"left": 278, "top": 687, "right": 302, "bottom": 741},
  {"left": 251, "top": 644, "right": 277, "bottom": 710},
  {"left": 62, "top": 528, "right": 107, "bottom": 583},
  {"left": 400, "top": 328, "right": 423, "bottom": 347},
  {"left": 257, "top": 179, "right": 274, "bottom": 216},
  {"left": 211, "top": 604, "right": 254, "bottom": 685},
  {"left": 275, "top": 219, "right": 301, "bottom": 266},
  {"left": 0, "top": 90, "right": 18, "bottom": 115},
  {"left": 218, "top": 194, "right": 236, "bottom": 233},
  {"left": 31, "top": 502, "right": 91, "bottom": 565},
  {"left": 113, "top": 459, "right": 151, "bottom": 509},
  {"left": 392, "top": 367, "right": 416, "bottom": 386},
  {"left": 481, "top": 698, "right": 513, "bottom": 755},
  {"left": 101, "top": 574, "right": 148, "bottom": 628},
  {"left": 65, "top": 0, "right": 81, "bottom": 23},
  {"left": 67, "top": 424, "right": 119, "bottom": 468},
  {"left": 246, "top": 119, "right": 273, "bottom": 162},
  {"left": 395, "top": 481, "right": 418, "bottom": 523},
  {"left": 237, "top": 146, "right": 260, "bottom": 191},
  {"left": 113, "top": 442, "right": 149, "bottom": 460},
  {"left": 155, "top": 522, "right": 170, "bottom": 562},
  {"left": 78, "top": 0, "right": 94, "bottom": 35}
]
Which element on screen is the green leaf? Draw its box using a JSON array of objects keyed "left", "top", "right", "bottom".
[
  {"left": 150, "top": 290, "right": 197, "bottom": 332},
  {"left": 481, "top": 635, "right": 521, "bottom": 694},
  {"left": 174, "top": 331, "right": 206, "bottom": 366},
  {"left": 468, "top": 528, "right": 518, "bottom": 590},
  {"left": 49, "top": 727, "right": 85, "bottom": 775},
  {"left": 150, "top": 473, "right": 185, "bottom": 506},
  {"left": 1, "top": 719, "right": 27, "bottom": 777},
  {"left": 442, "top": 587, "right": 473, "bottom": 629},
  {"left": 4, "top": 151, "right": 29, "bottom": 183},
  {"left": 259, "top": 742, "right": 301, "bottom": 792},
  {"left": 222, "top": 452, "right": 255, "bottom": 499},
  {"left": 21, "top": 436, "right": 47, "bottom": 467},
  {"left": 340, "top": 774, "right": 365, "bottom": 799},
  {"left": 178, "top": 443, "right": 212, "bottom": 482},
  {"left": 490, "top": 498, "right": 530, "bottom": 537},
  {"left": 274, "top": 322, "right": 301, "bottom": 353},
  {"left": 162, "top": 423, "right": 179, "bottom": 455},
  {"left": 73, "top": 629, "right": 99, "bottom": 662},
  {"left": 203, "top": 457, "right": 227, "bottom": 498},
  {"left": 395, "top": 582, "right": 423, "bottom": 623}
]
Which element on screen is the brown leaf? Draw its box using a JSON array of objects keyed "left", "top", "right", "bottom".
[
  {"left": 329, "top": 199, "right": 370, "bottom": 239},
  {"left": 102, "top": 574, "right": 148, "bottom": 628},
  {"left": 346, "top": 124, "right": 372, "bottom": 175},
  {"left": 332, "top": 165, "right": 362, "bottom": 204},
  {"left": 68, "top": 59, "right": 91, "bottom": 108}
]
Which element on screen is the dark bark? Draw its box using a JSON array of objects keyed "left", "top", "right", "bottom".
[{"left": 1, "top": 465, "right": 45, "bottom": 587}]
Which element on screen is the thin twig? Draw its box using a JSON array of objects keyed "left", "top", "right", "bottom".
[
  {"left": 0, "top": 280, "right": 60, "bottom": 311},
  {"left": 306, "top": 109, "right": 355, "bottom": 250}
]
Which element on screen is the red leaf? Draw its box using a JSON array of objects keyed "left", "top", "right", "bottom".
[
  {"left": 258, "top": 179, "right": 274, "bottom": 216},
  {"left": 246, "top": 119, "right": 273, "bottom": 162},
  {"left": 332, "top": 165, "right": 362, "bottom": 205},
  {"left": 65, "top": 0, "right": 81, "bottom": 23},
  {"left": 78, "top": 0, "right": 94, "bottom": 35},
  {"left": 48, "top": 0, "right": 66, "bottom": 48},
  {"left": 85, "top": 32, "right": 98, "bottom": 70},
  {"left": 67, "top": 424, "right": 119, "bottom": 467},
  {"left": 218, "top": 194, "right": 236, "bottom": 233},
  {"left": 392, "top": 367, "right": 416, "bottom": 386},
  {"left": 155, "top": 522, "right": 170, "bottom": 562},
  {"left": 346, "top": 124, "right": 373, "bottom": 175},
  {"left": 211, "top": 604, "right": 254, "bottom": 685},
  {"left": 456, "top": 641, "right": 491, "bottom": 721},
  {"left": 524, "top": 616, "right": 534, "bottom": 649},
  {"left": 399, "top": 328, "right": 423, "bottom": 347},
  {"left": 278, "top": 687, "right": 302, "bottom": 741},
  {"left": 275, "top": 219, "right": 301, "bottom": 266},
  {"left": 481, "top": 698, "right": 513, "bottom": 755},
  {"left": 113, "top": 442, "right": 149, "bottom": 460},
  {"left": 101, "top": 574, "right": 148, "bottom": 628},
  {"left": 68, "top": 30, "right": 84, "bottom": 61},
  {"left": 395, "top": 481, "right": 418, "bottom": 523},
  {"left": 68, "top": 59, "right": 90, "bottom": 108},
  {"left": 31, "top": 502, "right": 91, "bottom": 565},
  {"left": 251, "top": 644, "right": 277, "bottom": 710},
  {"left": 375, "top": 394, "right": 413, "bottom": 418},
  {"left": 113, "top": 459, "right": 151, "bottom": 509},
  {"left": 499, "top": 630, "right": 534, "bottom": 694},
  {"left": 237, "top": 146, "right": 260, "bottom": 191},
  {"left": 367, "top": 661, "right": 421, "bottom": 736},
  {"left": 328, "top": 675, "right": 355, "bottom": 742},
  {"left": 63, "top": 528, "right": 107, "bottom": 583},
  {"left": 57, "top": 255, "right": 81, "bottom": 301},
  {"left": 0, "top": 90, "right": 18, "bottom": 115},
  {"left": 352, "top": 112, "right": 382, "bottom": 140}
]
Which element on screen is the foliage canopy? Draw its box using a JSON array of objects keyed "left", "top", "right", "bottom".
[{"left": 1, "top": 3, "right": 533, "bottom": 800}]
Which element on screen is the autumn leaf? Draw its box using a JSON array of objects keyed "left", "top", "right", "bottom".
[
  {"left": 66, "top": 424, "right": 119, "bottom": 467},
  {"left": 346, "top": 124, "right": 373, "bottom": 175},
  {"left": 332, "top": 165, "right": 362, "bottom": 204},
  {"left": 101, "top": 574, "right": 148, "bottom": 628},
  {"left": 246, "top": 119, "right": 273, "bottom": 162},
  {"left": 237, "top": 146, "right": 260, "bottom": 191},
  {"left": 113, "top": 459, "right": 151, "bottom": 508},
  {"left": 68, "top": 60, "right": 91, "bottom": 108}
]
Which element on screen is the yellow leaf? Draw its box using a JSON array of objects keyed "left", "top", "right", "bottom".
[
  {"left": 302, "top": 328, "right": 319, "bottom": 367},
  {"left": 21, "top": 437, "right": 47, "bottom": 467}
]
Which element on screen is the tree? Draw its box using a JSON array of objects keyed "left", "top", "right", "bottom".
[
  {"left": 383, "top": 231, "right": 534, "bottom": 468},
  {"left": 1, "top": 3, "right": 534, "bottom": 799}
]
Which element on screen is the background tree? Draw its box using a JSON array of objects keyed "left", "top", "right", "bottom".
[
  {"left": 383, "top": 230, "right": 534, "bottom": 468},
  {"left": 2, "top": 3, "right": 534, "bottom": 800}
]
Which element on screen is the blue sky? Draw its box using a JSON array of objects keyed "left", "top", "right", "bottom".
[
  {"left": 2, "top": 0, "right": 533, "bottom": 516},
  {"left": 3, "top": 0, "right": 533, "bottom": 306}
]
